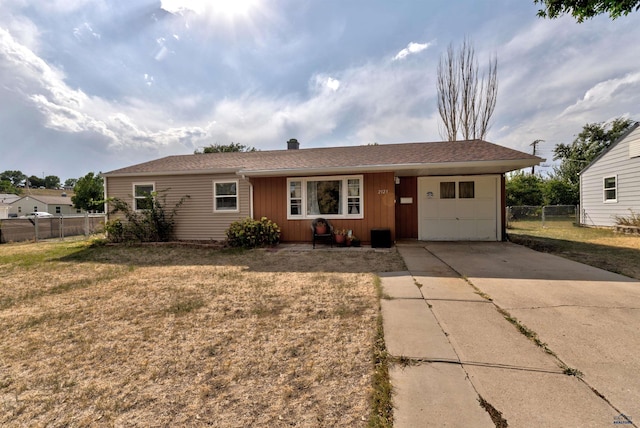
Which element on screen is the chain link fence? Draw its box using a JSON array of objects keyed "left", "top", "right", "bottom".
[
  {"left": 0, "top": 214, "right": 105, "bottom": 244},
  {"left": 507, "top": 205, "right": 578, "bottom": 229}
]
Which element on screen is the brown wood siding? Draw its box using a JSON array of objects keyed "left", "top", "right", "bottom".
[
  {"left": 252, "top": 172, "right": 396, "bottom": 243},
  {"left": 395, "top": 176, "right": 418, "bottom": 239},
  {"left": 105, "top": 174, "right": 251, "bottom": 241},
  {"left": 500, "top": 174, "right": 506, "bottom": 241}
]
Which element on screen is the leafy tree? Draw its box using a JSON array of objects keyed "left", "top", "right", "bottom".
[
  {"left": 542, "top": 178, "right": 575, "bottom": 205},
  {"left": 194, "top": 142, "right": 257, "bottom": 154},
  {"left": 437, "top": 38, "right": 498, "bottom": 141},
  {"left": 72, "top": 172, "right": 104, "bottom": 212},
  {"left": 552, "top": 117, "right": 633, "bottom": 204},
  {"left": 535, "top": 0, "right": 640, "bottom": 22},
  {"left": 1, "top": 170, "right": 26, "bottom": 186},
  {"left": 28, "top": 175, "right": 44, "bottom": 188},
  {"left": 44, "top": 175, "right": 61, "bottom": 189},
  {"left": 64, "top": 178, "right": 78, "bottom": 188},
  {"left": 506, "top": 172, "right": 544, "bottom": 206},
  {"left": 0, "top": 179, "right": 19, "bottom": 194}
]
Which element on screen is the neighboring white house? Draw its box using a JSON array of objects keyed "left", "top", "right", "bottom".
[
  {"left": 9, "top": 194, "right": 84, "bottom": 217},
  {"left": 580, "top": 122, "right": 640, "bottom": 226}
]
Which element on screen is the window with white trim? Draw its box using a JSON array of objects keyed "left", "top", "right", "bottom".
[
  {"left": 287, "top": 175, "right": 364, "bottom": 219},
  {"left": 603, "top": 176, "right": 617, "bottom": 202},
  {"left": 214, "top": 180, "right": 239, "bottom": 212},
  {"left": 133, "top": 183, "right": 155, "bottom": 210}
]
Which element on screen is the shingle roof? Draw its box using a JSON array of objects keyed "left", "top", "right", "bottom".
[
  {"left": 104, "top": 140, "right": 543, "bottom": 177},
  {"left": 14, "top": 195, "right": 74, "bottom": 205}
]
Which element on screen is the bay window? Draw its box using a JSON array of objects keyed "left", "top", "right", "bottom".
[{"left": 287, "top": 175, "right": 363, "bottom": 219}]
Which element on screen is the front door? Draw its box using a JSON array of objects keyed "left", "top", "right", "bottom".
[{"left": 395, "top": 177, "right": 418, "bottom": 239}]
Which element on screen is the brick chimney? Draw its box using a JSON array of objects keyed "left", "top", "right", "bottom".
[{"left": 287, "top": 138, "right": 300, "bottom": 150}]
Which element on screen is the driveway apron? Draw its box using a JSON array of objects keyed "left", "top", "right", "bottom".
[{"left": 382, "top": 241, "right": 638, "bottom": 427}]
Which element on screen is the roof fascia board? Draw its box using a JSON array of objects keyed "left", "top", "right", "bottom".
[
  {"left": 102, "top": 167, "right": 240, "bottom": 178},
  {"left": 240, "top": 159, "right": 543, "bottom": 177}
]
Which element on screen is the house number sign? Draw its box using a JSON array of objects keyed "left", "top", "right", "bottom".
[{"left": 378, "top": 189, "right": 389, "bottom": 195}]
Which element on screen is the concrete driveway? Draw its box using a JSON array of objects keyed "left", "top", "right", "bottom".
[{"left": 383, "top": 242, "right": 640, "bottom": 427}]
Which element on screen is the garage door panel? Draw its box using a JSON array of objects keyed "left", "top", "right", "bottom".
[
  {"left": 438, "top": 201, "right": 458, "bottom": 218},
  {"left": 456, "top": 200, "right": 476, "bottom": 218},
  {"left": 475, "top": 200, "right": 495, "bottom": 218}
]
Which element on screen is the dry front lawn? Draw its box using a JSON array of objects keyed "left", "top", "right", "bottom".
[{"left": 0, "top": 240, "right": 405, "bottom": 427}]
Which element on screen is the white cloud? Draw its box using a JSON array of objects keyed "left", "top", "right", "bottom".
[
  {"left": 393, "top": 41, "right": 431, "bottom": 61},
  {"left": 561, "top": 72, "right": 640, "bottom": 116},
  {"left": 326, "top": 77, "right": 340, "bottom": 91},
  {"left": 73, "top": 22, "right": 100, "bottom": 41}
]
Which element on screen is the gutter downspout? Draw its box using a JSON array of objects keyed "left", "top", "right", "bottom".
[
  {"left": 103, "top": 176, "right": 108, "bottom": 222},
  {"left": 242, "top": 175, "right": 254, "bottom": 219}
]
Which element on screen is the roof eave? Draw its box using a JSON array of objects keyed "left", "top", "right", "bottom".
[
  {"left": 240, "top": 158, "right": 544, "bottom": 177},
  {"left": 102, "top": 167, "right": 241, "bottom": 178}
]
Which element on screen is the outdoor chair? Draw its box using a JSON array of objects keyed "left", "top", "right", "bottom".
[{"left": 311, "top": 218, "right": 333, "bottom": 249}]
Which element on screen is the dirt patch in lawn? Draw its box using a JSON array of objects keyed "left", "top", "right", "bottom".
[{"left": 0, "top": 240, "right": 405, "bottom": 427}]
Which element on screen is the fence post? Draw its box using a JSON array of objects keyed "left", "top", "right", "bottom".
[
  {"left": 60, "top": 216, "right": 65, "bottom": 240},
  {"left": 541, "top": 205, "right": 546, "bottom": 228},
  {"left": 85, "top": 212, "right": 89, "bottom": 236},
  {"left": 34, "top": 215, "right": 39, "bottom": 242}
]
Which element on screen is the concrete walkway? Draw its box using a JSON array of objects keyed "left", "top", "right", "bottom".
[{"left": 381, "top": 241, "right": 639, "bottom": 427}]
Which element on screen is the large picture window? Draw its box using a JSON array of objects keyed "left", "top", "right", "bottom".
[
  {"left": 133, "top": 183, "right": 154, "bottom": 210},
  {"left": 287, "top": 175, "right": 363, "bottom": 219},
  {"left": 603, "top": 176, "right": 617, "bottom": 202},
  {"left": 214, "top": 180, "right": 239, "bottom": 212}
]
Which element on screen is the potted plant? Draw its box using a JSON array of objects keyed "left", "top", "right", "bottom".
[
  {"left": 334, "top": 228, "right": 347, "bottom": 245},
  {"left": 350, "top": 235, "right": 361, "bottom": 247},
  {"left": 315, "top": 219, "right": 328, "bottom": 235}
]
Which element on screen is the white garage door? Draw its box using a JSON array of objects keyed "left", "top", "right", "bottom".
[{"left": 418, "top": 175, "right": 500, "bottom": 241}]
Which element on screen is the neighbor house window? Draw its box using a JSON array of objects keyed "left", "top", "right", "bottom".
[
  {"left": 56, "top": 206, "right": 61, "bottom": 214},
  {"left": 604, "top": 176, "right": 617, "bottom": 202},
  {"left": 440, "top": 182, "right": 456, "bottom": 199},
  {"left": 214, "top": 180, "right": 239, "bottom": 212},
  {"left": 287, "top": 175, "right": 363, "bottom": 219},
  {"left": 133, "top": 183, "right": 155, "bottom": 210},
  {"left": 459, "top": 181, "right": 475, "bottom": 199}
]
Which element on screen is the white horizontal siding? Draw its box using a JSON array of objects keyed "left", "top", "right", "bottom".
[
  {"left": 629, "top": 130, "right": 640, "bottom": 158},
  {"left": 581, "top": 127, "right": 640, "bottom": 226},
  {"left": 105, "top": 173, "right": 251, "bottom": 241}
]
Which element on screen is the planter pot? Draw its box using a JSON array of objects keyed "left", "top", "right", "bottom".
[
  {"left": 315, "top": 225, "right": 327, "bottom": 235},
  {"left": 335, "top": 234, "right": 346, "bottom": 244}
]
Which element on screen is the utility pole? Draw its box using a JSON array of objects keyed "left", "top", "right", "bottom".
[{"left": 530, "top": 139, "right": 544, "bottom": 174}]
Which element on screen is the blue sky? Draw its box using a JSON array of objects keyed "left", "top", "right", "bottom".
[{"left": 1, "top": 0, "right": 640, "bottom": 181}]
